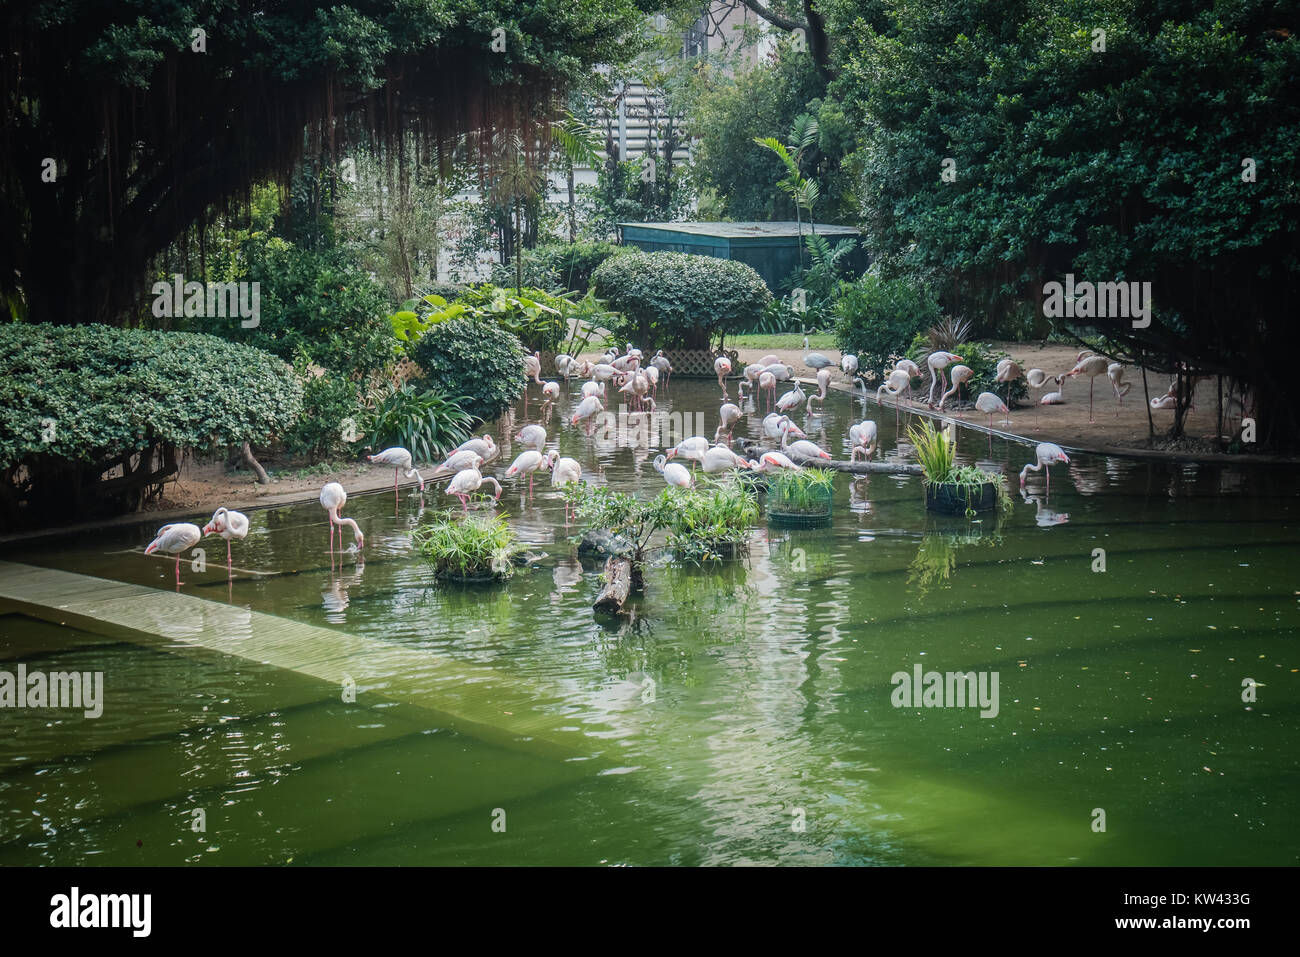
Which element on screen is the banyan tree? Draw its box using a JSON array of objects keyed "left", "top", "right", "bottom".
[{"left": 0, "top": 0, "right": 652, "bottom": 326}]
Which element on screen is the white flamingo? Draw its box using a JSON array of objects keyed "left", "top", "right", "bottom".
[
  {"left": 667, "top": 436, "right": 710, "bottom": 470},
  {"left": 523, "top": 352, "right": 543, "bottom": 384},
  {"left": 515, "top": 424, "right": 547, "bottom": 451},
  {"left": 433, "top": 449, "right": 484, "bottom": 478},
  {"left": 926, "top": 351, "right": 963, "bottom": 406},
  {"left": 1107, "top": 362, "right": 1131, "bottom": 415},
  {"left": 716, "top": 403, "right": 743, "bottom": 445},
  {"left": 782, "top": 437, "right": 832, "bottom": 460},
  {"left": 145, "top": 522, "right": 203, "bottom": 586},
  {"left": 1040, "top": 374, "right": 1067, "bottom": 405},
  {"left": 651, "top": 350, "right": 672, "bottom": 387},
  {"left": 506, "top": 449, "right": 551, "bottom": 499},
  {"left": 570, "top": 394, "right": 604, "bottom": 430},
  {"left": 757, "top": 354, "right": 781, "bottom": 367},
  {"left": 541, "top": 381, "right": 561, "bottom": 409},
  {"left": 995, "top": 358, "right": 1023, "bottom": 408},
  {"left": 849, "top": 421, "right": 879, "bottom": 461},
  {"left": 581, "top": 380, "right": 605, "bottom": 399},
  {"left": 320, "top": 482, "right": 363, "bottom": 556},
  {"left": 753, "top": 451, "right": 803, "bottom": 472},
  {"left": 1067, "top": 354, "right": 1110, "bottom": 423},
  {"left": 938, "top": 365, "right": 974, "bottom": 409},
  {"left": 367, "top": 446, "right": 425, "bottom": 493},
  {"left": 762, "top": 413, "right": 806, "bottom": 442},
  {"left": 806, "top": 368, "right": 833, "bottom": 412},
  {"left": 202, "top": 507, "right": 249, "bottom": 574},
  {"left": 1019, "top": 443, "right": 1070, "bottom": 492},
  {"left": 974, "top": 391, "right": 1009, "bottom": 429},
  {"left": 550, "top": 455, "right": 583, "bottom": 523},
  {"left": 654, "top": 454, "right": 693, "bottom": 488},
  {"left": 445, "top": 466, "right": 503, "bottom": 512},
  {"left": 715, "top": 356, "right": 733, "bottom": 397},
  {"left": 702, "top": 445, "right": 755, "bottom": 473},
  {"left": 455, "top": 435, "right": 498, "bottom": 462}
]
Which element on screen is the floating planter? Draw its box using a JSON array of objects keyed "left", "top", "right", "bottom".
[
  {"left": 765, "top": 468, "right": 835, "bottom": 528},
  {"left": 411, "top": 512, "right": 524, "bottom": 583},
  {"left": 908, "top": 421, "right": 1007, "bottom": 516}
]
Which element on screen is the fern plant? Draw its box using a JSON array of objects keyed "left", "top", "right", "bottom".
[{"left": 365, "top": 383, "right": 473, "bottom": 463}]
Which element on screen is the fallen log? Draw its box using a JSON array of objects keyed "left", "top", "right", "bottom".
[
  {"left": 593, "top": 556, "right": 634, "bottom": 614},
  {"left": 742, "top": 445, "right": 924, "bottom": 475}
]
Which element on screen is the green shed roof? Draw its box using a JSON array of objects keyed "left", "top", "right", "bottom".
[{"left": 618, "top": 221, "right": 860, "bottom": 240}]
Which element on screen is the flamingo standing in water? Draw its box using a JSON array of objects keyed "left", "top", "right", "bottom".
[
  {"left": 926, "top": 351, "right": 963, "bottom": 407},
  {"left": 1019, "top": 443, "right": 1070, "bottom": 493},
  {"left": 367, "top": 447, "right": 425, "bottom": 495},
  {"left": 651, "top": 350, "right": 672, "bottom": 388},
  {"left": 715, "top": 356, "right": 733, "bottom": 397},
  {"left": 570, "top": 394, "right": 604, "bottom": 433},
  {"left": 445, "top": 467, "right": 503, "bottom": 512},
  {"left": 667, "top": 436, "right": 710, "bottom": 471},
  {"left": 805, "top": 368, "right": 833, "bottom": 412},
  {"left": 455, "top": 435, "right": 498, "bottom": 463},
  {"left": 549, "top": 455, "right": 583, "bottom": 523},
  {"left": 320, "top": 483, "right": 364, "bottom": 557},
  {"left": 516, "top": 424, "right": 547, "bottom": 451},
  {"left": 716, "top": 403, "right": 743, "bottom": 445},
  {"left": 202, "top": 507, "right": 249, "bottom": 575},
  {"left": 849, "top": 420, "right": 879, "bottom": 461},
  {"left": 506, "top": 449, "right": 551, "bottom": 499},
  {"left": 1068, "top": 354, "right": 1110, "bottom": 423},
  {"left": 541, "top": 381, "right": 561, "bottom": 414},
  {"left": 654, "top": 454, "right": 693, "bottom": 488},
  {"left": 145, "top": 522, "right": 202, "bottom": 587}
]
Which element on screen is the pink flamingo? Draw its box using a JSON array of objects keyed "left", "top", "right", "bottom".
[
  {"left": 716, "top": 403, "right": 743, "bottom": 445},
  {"left": 320, "top": 482, "right": 364, "bottom": 557},
  {"left": 445, "top": 466, "right": 503, "bottom": 512},
  {"left": 849, "top": 420, "right": 879, "bottom": 461},
  {"left": 1019, "top": 443, "right": 1070, "bottom": 493},
  {"left": 995, "top": 358, "right": 1023, "bottom": 409},
  {"left": 1067, "top": 355, "right": 1110, "bottom": 423},
  {"left": 926, "top": 351, "right": 963, "bottom": 407},
  {"left": 806, "top": 368, "right": 833, "bottom": 412},
  {"left": 654, "top": 454, "right": 693, "bottom": 488},
  {"left": 549, "top": 455, "right": 583, "bottom": 523},
  {"left": 367, "top": 447, "right": 425, "bottom": 497},
  {"left": 938, "top": 365, "right": 975, "bottom": 409},
  {"left": 715, "top": 356, "right": 733, "bottom": 397},
  {"left": 506, "top": 449, "right": 551, "bottom": 499},
  {"left": 202, "top": 507, "right": 249, "bottom": 575},
  {"left": 753, "top": 451, "right": 803, "bottom": 472},
  {"left": 145, "top": 523, "right": 202, "bottom": 587}
]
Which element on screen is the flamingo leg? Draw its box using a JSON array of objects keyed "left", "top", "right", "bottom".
[
  {"left": 227, "top": 539, "right": 232, "bottom": 576},
  {"left": 1089, "top": 379, "right": 1095, "bottom": 423},
  {"left": 175, "top": 554, "right": 181, "bottom": 587}
]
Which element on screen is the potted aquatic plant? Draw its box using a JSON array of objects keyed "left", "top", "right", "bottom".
[
  {"left": 411, "top": 511, "right": 524, "bottom": 583},
  {"left": 765, "top": 467, "right": 835, "bottom": 527},
  {"left": 907, "top": 420, "right": 1006, "bottom": 515},
  {"left": 666, "top": 482, "right": 759, "bottom": 561}
]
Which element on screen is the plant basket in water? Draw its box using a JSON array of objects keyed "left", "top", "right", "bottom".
[
  {"left": 925, "top": 481, "right": 998, "bottom": 515},
  {"left": 436, "top": 566, "right": 508, "bottom": 584}
]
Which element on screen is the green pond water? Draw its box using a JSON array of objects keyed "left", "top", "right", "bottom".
[{"left": 0, "top": 380, "right": 1296, "bottom": 866}]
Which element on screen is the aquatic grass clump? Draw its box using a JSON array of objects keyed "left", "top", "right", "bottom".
[
  {"left": 908, "top": 420, "right": 956, "bottom": 483},
  {"left": 665, "top": 481, "right": 759, "bottom": 562},
  {"left": 766, "top": 468, "right": 835, "bottom": 514},
  {"left": 908, "top": 420, "right": 1008, "bottom": 515},
  {"left": 411, "top": 511, "right": 523, "bottom": 581}
]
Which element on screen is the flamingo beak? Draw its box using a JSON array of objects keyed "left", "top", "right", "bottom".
[
  {"left": 201, "top": 523, "right": 213, "bottom": 535},
  {"left": 1061, "top": 453, "right": 1071, "bottom": 463}
]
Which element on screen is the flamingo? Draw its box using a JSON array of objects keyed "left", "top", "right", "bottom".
[
  {"left": 554, "top": 354, "right": 574, "bottom": 380},
  {"left": 806, "top": 368, "right": 833, "bottom": 412},
  {"left": 974, "top": 391, "right": 1009, "bottom": 429},
  {"left": 702, "top": 445, "right": 755, "bottom": 473},
  {"left": 762, "top": 413, "right": 806, "bottom": 442},
  {"left": 445, "top": 466, "right": 503, "bottom": 512},
  {"left": 716, "top": 403, "right": 743, "bottom": 445},
  {"left": 753, "top": 451, "right": 803, "bottom": 472},
  {"left": 782, "top": 437, "right": 832, "bottom": 460},
  {"left": 320, "top": 482, "right": 364, "bottom": 556},
  {"left": 549, "top": 455, "right": 583, "bottom": 523},
  {"left": 432, "top": 449, "right": 484, "bottom": 479},
  {"left": 456, "top": 435, "right": 498, "bottom": 462},
  {"left": 581, "top": 380, "right": 605, "bottom": 399},
  {"left": 202, "top": 507, "right": 249, "bottom": 575},
  {"left": 764, "top": 362, "right": 795, "bottom": 384},
  {"left": 1107, "top": 363, "right": 1131, "bottom": 415},
  {"left": 938, "top": 365, "right": 974, "bottom": 409},
  {"left": 570, "top": 394, "right": 604, "bottom": 432},
  {"left": 715, "top": 356, "right": 733, "bottom": 397},
  {"left": 849, "top": 421, "right": 878, "bottom": 461},
  {"left": 651, "top": 350, "right": 672, "bottom": 388},
  {"left": 877, "top": 368, "right": 913, "bottom": 427},
  {"left": 666, "top": 436, "right": 710, "bottom": 470},
  {"left": 996, "top": 358, "right": 1023, "bottom": 408},
  {"left": 1025, "top": 368, "right": 1050, "bottom": 427},
  {"left": 506, "top": 449, "right": 550, "bottom": 499},
  {"left": 896, "top": 358, "right": 921, "bottom": 379},
  {"left": 758, "top": 371, "right": 777, "bottom": 411},
  {"left": 776, "top": 383, "right": 807, "bottom": 415},
  {"left": 367, "top": 447, "right": 425, "bottom": 494},
  {"left": 841, "top": 353, "right": 859, "bottom": 379},
  {"left": 1019, "top": 443, "right": 1070, "bottom": 493},
  {"left": 1067, "top": 354, "right": 1110, "bottom": 423},
  {"left": 541, "top": 381, "right": 561, "bottom": 410},
  {"left": 145, "top": 522, "right": 203, "bottom": 586},
  {"left": 926, "top": 351, "right": 963, "bottom": 407},
  {"left": 804, "top": 353, "right": 834, "bottom": 370},
  {"left": 654, "top": 454, "right": 693, "bottom": 488},
  {"left": 591, "top": 363, "right": 620, "bottom": 383},
  {"left": 1150, "top": 392, "right": 1178, "bottom": 410},
  {"left": 523, "top": 352, "right": 543, "bottom": 384},
  {"left": 515, "top": 424, "right": 547, "bottom": 451},
  {"left": 644, "top": 365, "right": 660, "bottom": 396},
  {"left": 1040, "top": 374, "right": 1067, "bottom": 405},
  {"left": 757, "top": 354, "right": 781, "bottom": 367}
]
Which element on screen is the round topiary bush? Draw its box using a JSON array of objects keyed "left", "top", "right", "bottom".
[
  {"left": 592, "top": 251, "right": 771, "bottom": 350},
  {"left": 833, "top": 274, "right": 942, "bottom": 384},
  {"left": 410, "top": 317, "right": 526, "bottom": 425},
  {"left": 0, "top": 323, "right": 302, "bottom": 528}
]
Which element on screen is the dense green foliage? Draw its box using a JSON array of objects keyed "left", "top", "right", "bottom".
[
  {"left": 592, "top": 251, "right": 771, "bottom": 350},
  {"left": 765, "top": 468, "right": 835, "bottom": 515},
  {"left": 412, "top": 512, "right": 523, "bottom": 581},
  {"left": 394, "top": 283, "right": 610, "bottom": 354},
  {"left": 365, "top": 384, "right": 475, "bottom": 463},
  {"left": 279, "top": 366, "right": 365, "bottom": 458},
  {"left": 489, "top": 241, "right": 628, "bottom": 291},
  {"left": 410, "top": 317, "right": 526, "bottom": 425},
  {"left": 833, "top": 274, "right": 942, "bottom": 382},
  {"left": 665, "top": 482, "right": 759, "bottom": 562},
  {"left": 0, "top": 324, "right": 301, "bottom": 526}
]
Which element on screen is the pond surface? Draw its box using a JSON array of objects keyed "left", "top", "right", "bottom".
[{"left": 1, "top": 380, "right": 1297, "bottom": 865}]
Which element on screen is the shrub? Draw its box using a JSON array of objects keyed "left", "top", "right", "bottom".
[
  {"left": 410, "top": 317, "right": 525, "bottom": 425},
  {"left": 0, "top": 324, "right": 301, "bottom": 527},
  {"left": 833, "top": 275, "right": 942, "bottom": 383},
  {"left": 280, "top": 365, "right": 364, "bottom": 458},
  {"left": 592, "top": 251, "right": 771, "bottom": 350},
  {"left": 364, "top": 384, "right": 473, "bottom": 463},
  {"left": 228, "top": 236, "right": 395, "bottom": 377},
  {"left": 665, "top": 482, "right": 759, "bottom": 562}
]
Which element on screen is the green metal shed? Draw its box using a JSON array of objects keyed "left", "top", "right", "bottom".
[{"left": 616, "top": 221, "right": 864, "bottom": 291}]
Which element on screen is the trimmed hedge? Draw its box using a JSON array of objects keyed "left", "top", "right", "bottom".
[
  {"left": 0, "top": 324, "right": 302, "bottom": 526},
  {"left": 592, "top": 251, "right": 771, "bottom": 350},
  {"left": 411, "top": 317, "right": 526, "bottom": 426},
  {"left": 833, "top": 275, "right": 941, "bottom": 383}
]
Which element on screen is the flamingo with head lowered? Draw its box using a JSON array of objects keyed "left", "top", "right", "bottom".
[
  {"left": 654, "top": 454, "right": 693, "bottom": 488},
  {"left": 926, "top": 351, "right": 963, "bottom": 407},
  {"left": 146, "top": 523, "right": 203, "bottom": 587},
  {"left": 716, "top": 403, "right": 743, "bottom": 445},
  {"left": 849, "top": 420, "right": 879, "bottom": 461},
  {"left": 320, "top": 482, "right": 364, "bottom": 557},
  {"left": 806, "top": 368, "right": 833, "bottom": 412},
  {"left": 715, "top": 356, "right": 733, "bottom": 397},
  {"left": 446, "top": 466, "right": 502, "bottom": 512},
  {"left": 202, "top": 507, "right": 249, "bottom": 575},
  {"left": 367, "top": 447, "right": 425, "bottom": 494},
  {"left": 1019, "top": 443, "right": 1070, "bottom": 493}
]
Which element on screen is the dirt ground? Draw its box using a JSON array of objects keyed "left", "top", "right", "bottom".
[{"left": 80, "top": 339, "right": 1251, "bottom": 533}]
